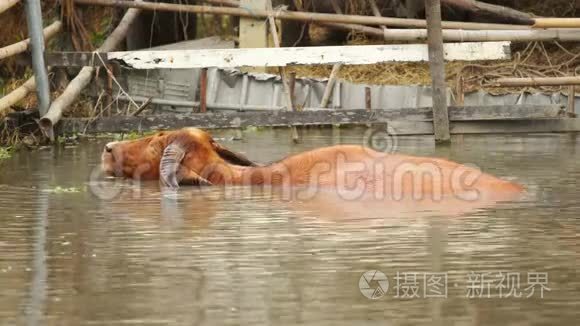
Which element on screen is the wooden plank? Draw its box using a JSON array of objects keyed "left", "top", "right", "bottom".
[
  {"left": 45, "top": 42, "right": 511, "bottom": 68},
  {"left": 450, "top": 104, "right": 565, "bottom": 120},
  {"left": 57, "top": 105, "right": 566, "bottom": 134},
  {"left": 44, "top": 52, "right": 110, "bottom": 67},
  {"left": 92, "top": 42, "right": 511, "bottom": 69}
]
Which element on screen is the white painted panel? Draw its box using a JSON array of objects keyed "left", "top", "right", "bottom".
[{"left": 108, "top": 42, "right": 511, "bottom": 69}]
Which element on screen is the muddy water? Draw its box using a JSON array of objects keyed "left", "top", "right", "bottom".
[{"left": 0, "top": 128, "right": 579, "bottom": 325}]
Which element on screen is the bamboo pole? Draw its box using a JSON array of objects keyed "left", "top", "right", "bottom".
[
  {"left": 199, "top": 0, "right": 239, "bottom": 6},
  {"left": 0, "top": 0, "right": 20, "bottom": 14},
  {"left": 0, "top": 20, "right": 62, "bottom": 60},
  {"left": 39, "top": 2, "right": 142, "bottom": 139},
  {"left": 380, "top": 28, "right": 580, "bottom": 42},
  {"left": 440, "top": 0, "right": 534, "bottom": 25},
  {"left": 0, "top": 21, "right": 62, "bottom": 115},
  {"left": 495, "top": 76, "right": 580, "bottom": 87},
  {"left": 534, "top": 18, "right": 580, "bottom": 29},
  {"left": 318, "top": 20, "right": 580, "bottom": 43},
  {"left": 0, "top": 76, "right": 36, "bottom": 115},
  {"left": 426, "top": 0, "right": 450, "bottom": 143},
  {"left": 73, "top": 0, "right": 531, "bottom": 30}
]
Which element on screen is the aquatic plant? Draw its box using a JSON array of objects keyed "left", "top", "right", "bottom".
[
  {"left": 0, "top": 147, "right": 12, "bottom": 160},
  {"left": 44, "top": 186, "right": 81, "bottom": 194}
]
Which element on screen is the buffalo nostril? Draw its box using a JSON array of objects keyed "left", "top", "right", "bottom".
[{"left": 105, "top": 145, "right": 113, "bottom": 153}]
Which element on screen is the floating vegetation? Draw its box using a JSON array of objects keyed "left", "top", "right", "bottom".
[
  {"left": 0, "top": 147, "right": 12, "bottom": 160},
  {"left": 44, "top": 186, "right": 82, "bottom": 194}
]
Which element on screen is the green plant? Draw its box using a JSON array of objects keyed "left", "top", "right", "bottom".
[{"left": 0, "top": 147, "right": 13, "bottom": 160}]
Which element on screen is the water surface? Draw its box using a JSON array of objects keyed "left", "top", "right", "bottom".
[{"left": 0, "top": 128, "right": 579, "bottom": 325}]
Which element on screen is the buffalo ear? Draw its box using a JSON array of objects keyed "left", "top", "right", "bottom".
[
  {"left": 211, "top": 140, "right": 259, "bottom": 167},
  {"left": 160, "top": 143, "right": 213, "bottom": 188}
]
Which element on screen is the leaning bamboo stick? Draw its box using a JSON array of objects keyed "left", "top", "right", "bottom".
[
  {"left": 39, "top": 2, "right": 142, "bottom": 137},
  {"left": 73, "top": 0, "right": 531, "bottom": 30},
  {"left": 0, "top": 0, "right": 20, "bottom": 15},
  {"left": 495, "top": 76, "right": 580, "bottom": 87},
  {"left": 320, "top": 64, "right": 342, "bottom": 108},
  {"left": 0, "top": 21, "right": 62, "bottom": 60},
  {"left": 368, "top": 0, "right": 387, "bottom": 30},
  {"left": 441, "top": 0, "right": 534, "bottom": 25}
]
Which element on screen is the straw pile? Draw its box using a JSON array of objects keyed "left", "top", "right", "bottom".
[{"left": 286, "top": 0, "right": 580, "bottom": 95}]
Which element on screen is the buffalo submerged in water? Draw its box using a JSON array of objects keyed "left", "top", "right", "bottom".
[{"left": 101, "top": 128, "right": 524, "bottom": 215}]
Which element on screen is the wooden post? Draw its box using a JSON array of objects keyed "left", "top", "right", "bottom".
[
  {"left": 288, "top": 72, "right": 296, "bottom": 110},
  {"left": 425, "top": 0, "right": 451, "bottom": 143},
  {"left": 288, "top": 71, "right": 299, "bottom": 143},
  {"left": 266, "top": 2, "right": 294, "bottom": 111},
  {"left": 200, "top": 68, "right": 208, "bottom": 113},
  {"left": 267, "top": 0, "right": 298, "bottom": 142},
  {"left": 240, "top": 0, "right": 267, "bottom": 73},
  {"left": 568, "top": 86, "right": 576, "bottom": 116},
  {"left": 456, "top": 76, "right": 465, "bottom": 106},
  {"left": 365, "top": 86, "right": 372, "bottom": 111}
]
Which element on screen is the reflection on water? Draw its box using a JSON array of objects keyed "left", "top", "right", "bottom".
[{"left": 0, "top": 128, "right": 579, "bottom": 325}]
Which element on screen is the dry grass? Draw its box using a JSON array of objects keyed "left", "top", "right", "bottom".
[
  {"left": 283, "top": 0, "right": 580, "bottom": 95},
  {"left": 280, "top": 41, "right": 580, "bottom": 96}
]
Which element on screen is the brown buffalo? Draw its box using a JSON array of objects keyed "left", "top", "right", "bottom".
[{"left": 101, "top": 128, "right": 524, "bottom": 204}]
